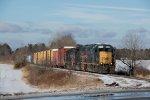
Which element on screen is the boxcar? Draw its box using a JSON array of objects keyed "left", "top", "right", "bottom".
[
  {"left": 58, "top": 46, "right": 75, "bottom": 67},
  {"left": 51, "top": 49, "right": 58, "bottom": 66},
  {"left": 46, "top": 50, "right": 51, "bottom": 65}
]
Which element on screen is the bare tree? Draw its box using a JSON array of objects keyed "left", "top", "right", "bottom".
[
  {"left": 49, "top": 33, "right": 76, "bottom": 49},
  {"left": 0, "top": 43, "right": 12, "bottom": 61},
  {"left": 121, "top": 33, "right": 144, "bottom": 75}
]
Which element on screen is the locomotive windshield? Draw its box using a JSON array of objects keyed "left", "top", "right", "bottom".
[
  {"left": 98, "top": 45, "right": 112, "bottom": 52},
  {"left": 105, "top": 46, "right": 112, "bottom": 52},
  {"left": 98, "top": 45, "right": 104, "bottom": 51}
]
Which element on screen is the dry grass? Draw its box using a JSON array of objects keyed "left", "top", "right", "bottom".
[
  {"left": 0, "top": 60, "right": 14, "bottom": 64},
  {"left": 136, "top": 74, "right": 150, "bottom": 79},
  {"left": 22, "top": 65, "right": 103, "bottom": 89},
  {"left": 134, "top": 66, "right": 150, "bottom": 79}
]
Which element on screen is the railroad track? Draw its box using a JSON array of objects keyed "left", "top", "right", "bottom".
[
  {"left": 107, "top": 74, "right": 150, "bottom": 82},
  {"left": 29, "top": 64, "right": 150, "bottom": 82}
]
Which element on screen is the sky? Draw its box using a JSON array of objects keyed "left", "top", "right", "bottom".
[{"left": 0, "top": 0, "right": 150, "bottom": 50}]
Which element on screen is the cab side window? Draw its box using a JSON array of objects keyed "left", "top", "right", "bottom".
[{"left": 99, "top": 48, "right": 103, "bottom": 51}]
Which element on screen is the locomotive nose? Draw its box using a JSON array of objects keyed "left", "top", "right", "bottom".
[{"left": 99, "top": 51, "right": 112, "bottom": 64}]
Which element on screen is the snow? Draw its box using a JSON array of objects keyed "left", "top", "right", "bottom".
[
  {"left": 136, "top": 60, "right": 150, "bottom": 70},
  {"left": 0, "top": 63, "right": 150, "bottom": 95},
  {"left": 114, "top": 60, "right": 150, "bottom": 88},
  {"left": 0, "top": 64, "right": 39, "bottom": 94},
  {"left": 115, "top": 60, "right": 130, "bottom": 73},
  {"left": 99, "top": 75, "right": 150, "bottom": 88},
  {"left": 26, "top": 55, "right": 32, "bottom": 63},
  {"left": 115, "top": 60, "right": 150, "bottom": 73}
]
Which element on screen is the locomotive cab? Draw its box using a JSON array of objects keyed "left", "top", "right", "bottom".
[{"left": 93, "top": 44, "right": 116, "bottom": 73}]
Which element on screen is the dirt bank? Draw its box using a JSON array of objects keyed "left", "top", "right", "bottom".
[{"left": 22, "top": 65, "right": 104, "bottom": 90}]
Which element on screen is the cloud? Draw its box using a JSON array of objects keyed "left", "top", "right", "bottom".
[
  {"left": 49, "top": 5, "right": 112, "bottom": 24},
  {"left": 67, "top": 4, "right": 150, "bottom": 12},
  {"left": 0, "top": 22, "right": 53, "bottom": 50},
  {"left": 0, "top": 22, "right": 52, "bottom": 34},
  {"left": 1, "top": 21, "right": 150, "bottom": 49},
  {"left": 49, "top": 4, "right": 150, "bottom": 29},
  {"left": 29, "top": 28, "right": 52, "bottom": 34},
  {"left": 53, "top": 25, "right": 118, "bottom": 45},
  {"left": 123, "top": 28, "right": 150, "bottom": 48},
  {"left": 59, "top": 9, "right": 111, "bottom": 21},
  {"left": 102, "top": 32, "right": 117, "bottom": 38},
  {"left": 0, "top": 22, "right": 23, "bottom": 33},
  {"left": 127, "top": 27, "right": 149, "bottom": 34},
  {"left": 129, "top": 28, "right": 150, "bottom": 40}
]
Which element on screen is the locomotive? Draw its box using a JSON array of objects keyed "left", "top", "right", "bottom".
[{"left": 31, "top": 43, "right": 116, "bottom": 74}]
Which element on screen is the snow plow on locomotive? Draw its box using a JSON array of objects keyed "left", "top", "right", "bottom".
[{"left": 31, "top": 43, "right": 116, "bottom": 74}]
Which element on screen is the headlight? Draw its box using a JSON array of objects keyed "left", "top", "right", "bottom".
[
  {"left": 110, "top": 63, "right": 112, "bottom": 65},
  {"left": 101, "top": 63, "right": 103, "bottom": 65}
]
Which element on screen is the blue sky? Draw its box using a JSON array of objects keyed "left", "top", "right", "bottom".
[{"left": 0, "top": 0, "right": 150, "bottom": 50}]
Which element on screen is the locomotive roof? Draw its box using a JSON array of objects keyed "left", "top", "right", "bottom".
[
  {"left": 74, "top": 43, "right": 113, "bottom": 49},
  {"left": 52, "top": 49, "right": 58, "bottom": 51},
  {"left": 63, "top": 46, "right": 75, "bottom": 48}
]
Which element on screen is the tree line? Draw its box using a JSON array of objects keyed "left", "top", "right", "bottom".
[
  {"left": 116, "top": 48, "right": 150, "bottom": 60},
  {"left": 0, "top": 34, "right": 150, "bottom": 62},
  {"left": 0, "top": 34, "right": 76, "bottom": 62}
]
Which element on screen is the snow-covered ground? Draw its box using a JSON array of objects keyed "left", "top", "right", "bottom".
[
  {"left": 136, "top": 60, "right": 150, "bottom": 70},
  {"left": 116, "top": 60, "right": 130, "bottom": 73},
  {"left": 99, "top": 75, "right": 150, "bottom": 88},
  {"left": 0, "top": 64, "right": 40, "bottom": 94},
  {"left": 0, "top": 63, "right": 150, "bottom": 95},
  {"left": 115, "top": 60, "right": 150, "bottom": 73},
  {"left": 102, "top": 60, "right": 150, "bottom": 88}
]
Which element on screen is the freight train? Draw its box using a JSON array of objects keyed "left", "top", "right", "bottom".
[{"left": 30, "top": 43, "right": 116, "bottom": 74}]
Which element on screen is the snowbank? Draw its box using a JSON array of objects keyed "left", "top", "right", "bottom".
[
  {"left": 0, "top": 64, "right": 39, "bottom": 94},
  {"left": 99, "top": 75, "right": 150, "bottom": 88}
]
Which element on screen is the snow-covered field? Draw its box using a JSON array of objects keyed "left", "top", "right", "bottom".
[{"left": 0, "top": 64, "right": 40, "bottom": 94}]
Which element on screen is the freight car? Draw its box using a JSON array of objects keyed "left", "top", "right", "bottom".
[{"left": 31, "top": 43, "right": 116, "bottom": 74}]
